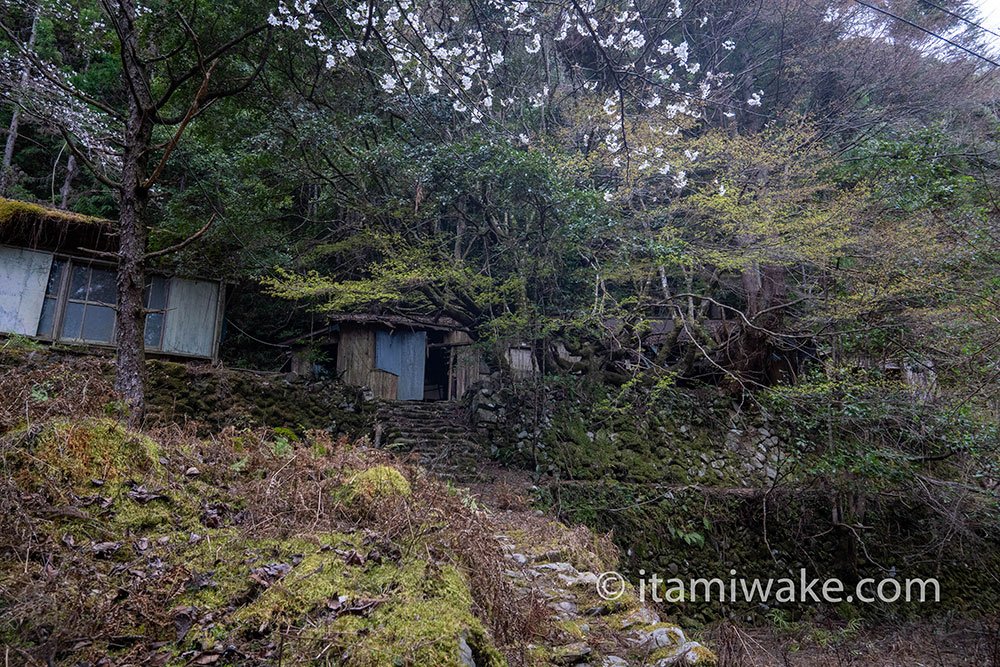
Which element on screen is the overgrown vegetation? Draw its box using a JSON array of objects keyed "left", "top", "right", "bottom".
[
  {"left": 3, "top": 0, "right": 1000, "bottom": 663},
  {"left": 0, "top": 414, "right": 532, "bottom": 665}
]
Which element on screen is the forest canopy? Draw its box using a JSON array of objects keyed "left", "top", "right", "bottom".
[{"left": 1, "top": 0, "right": 998, "bottom": 411}]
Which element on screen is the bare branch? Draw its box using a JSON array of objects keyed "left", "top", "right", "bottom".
[
  {"left": 144, "top": 213, "right": 216, "bottom": 260},
  {"left": 57, "top": 127, "right": 121, "bottom": 190},
  {"left": 142, "top": 61, "right": 217, "bottom": 189}
]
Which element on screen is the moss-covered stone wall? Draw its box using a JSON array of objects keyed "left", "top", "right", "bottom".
[
  {"left": 0, "top": 344, "right": 370, "bottom": 438},
  {"left": 475, "top": 375, "right": 1000, "bottom": 625},
  {"left": 534, "top": 481, "right": 1000, "bottom": 626},
  {"left": 146, "top": 361, "right": 369, "bottom": 436}
]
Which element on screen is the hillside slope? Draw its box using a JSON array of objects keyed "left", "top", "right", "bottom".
[{"left": 0, "top": 410, "right": 713, "bottom": 666}]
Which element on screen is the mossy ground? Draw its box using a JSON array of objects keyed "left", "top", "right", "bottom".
[
  {"left": 0, "top": 418, "right": 512, "bottom": 666},
  {"left": 344, "top": 465, "right": 412, "bottom": 503}
]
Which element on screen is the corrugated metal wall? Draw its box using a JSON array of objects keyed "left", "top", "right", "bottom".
[
  {"left": 375, "top": 329, "right": 426, "bottom": 400},
  {"left": 0, "top": 246, "right": 51, "bottom": 335},
  {"left": 161, "top": 277, "right": 220, "bottom": 358}
]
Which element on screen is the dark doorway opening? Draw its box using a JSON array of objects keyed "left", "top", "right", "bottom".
[
  {"left": 313, "top": 342, "right": 338, "bottom": 379},
  {"left": 423, "top": 331, "right": 451, "bottom": 400}
]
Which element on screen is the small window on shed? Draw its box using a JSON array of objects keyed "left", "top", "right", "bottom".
[
  {"left": 144, "top": 275, "right": 169, "bottom": 349},
  {"left": 61, "top": 264, "right": 116, "bottom": 343},
  {"left": 31, "top": 257, "right": 181, "bottom": 354},
  {"left": 35, "top": 259, "right": 66, "bottom": 338}
]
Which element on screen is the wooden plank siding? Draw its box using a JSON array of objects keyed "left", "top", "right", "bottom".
[
  {"left": 446, "top": 330, "right": 480, "bottom": 399},
  {"left": 367, "top": 369, "right": 399, "bottom": 400},
  {"left": 337, "top": 324, "right": 376, "bottom": 388}
]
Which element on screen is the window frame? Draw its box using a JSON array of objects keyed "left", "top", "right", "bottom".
[
  {"left": 143, "top": 274, "right": 170, "bottom": 350},
  {"left": 35, "top": 257, "right": 69, "bottom": 340},
  {"left": 34, "top": 254, "right": 171, "bottom": 351},
  {"left": 59, "top": 262, "right": 118, "bottom": 344}
]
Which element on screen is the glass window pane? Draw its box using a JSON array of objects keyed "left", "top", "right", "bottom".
[
  {"left": 69, "top": 265, "right": 89, "bottom": 299},
  {"left": 145, "top": 276, "right": 167, "bottom": 310},
  {"left": 46, "top": 260, "right": 65, "bottom": 296},
  {"left": 36, "top": 297, "right": 56, "bottom": 337},
  {"left": 88, "top": 267, "right": 116, "bottom": 305},
  {"left": 144, "top": 312, "right": 164, "bottom": 348},
  {"left": 61, "top": 302, "right": 84, "bottom": 339},
  {"left": 81, "top": 304, "right": 115, "bottom": 343}
]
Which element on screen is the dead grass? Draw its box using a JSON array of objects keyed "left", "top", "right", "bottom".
[{"left": 0, "top": 345, "right": 114, "bottom": 433}]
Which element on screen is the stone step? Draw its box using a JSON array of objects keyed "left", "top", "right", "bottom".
[
  {"left": 373, "top": 399, "right": 485, "bottom": 482},
  {"left": 383, "top": 425, "right": 470, "bottom": 435},
  {"left": 385, "top": 437, "right": 482, "bottom": 451}
]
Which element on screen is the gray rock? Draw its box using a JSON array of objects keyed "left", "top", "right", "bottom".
[
  {"left": 476, "top": 408, "right": 498, "bottom": 423},
  {"left": 550, "top": 600, "right": 579, "bottom": 618},
  {"left": 632, "top": 625, "right": 685, "bottom": 650},
  {"left": 458, "top": 633, "right": 476, "bottom": 667},
  {"left": 620, "top": 606, "right": 660, "bottom": 629},
  {"left": 649, "top": 641, "right": 705, "bottom": 665},
  {"left": 600, "top": 657, "right": 629, "bottom": 667},
  {"left": 553, "top": 642, "right": 592, "bottom": 664}
]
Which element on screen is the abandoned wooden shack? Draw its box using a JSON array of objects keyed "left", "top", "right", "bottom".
[
  {"left": 0, "top": 198, "right": 225, "bottom": 360},
  {"left": 287, "top": 313, "right": 484, "bottom": 401}
]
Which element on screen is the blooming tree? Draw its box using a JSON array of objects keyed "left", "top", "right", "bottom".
[{"left": 267, "top": 0, "right": 736, "bottom": 193}]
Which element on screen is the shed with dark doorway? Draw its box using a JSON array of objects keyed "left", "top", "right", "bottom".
[{"left": 287, "top": 313, "right": 483, "bottom": 401}]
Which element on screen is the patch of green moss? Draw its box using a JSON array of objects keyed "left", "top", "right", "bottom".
[
  {"left": 112, "top": 497, "right": 175, "bottom": 532},
  {"left": 11, "top": 418, "right": 164, "bottom": 490},
  {"left": 234, "top": 538, "right": 356, "bottom": 629},
  {"left": 225, "top": 533, "right": 505, "bottom": 666},
  {"left": 648, "top": 642, "right": 716, "bottom": 664},
  {"left": 313, "top": 561, "right": 505, "bottom": 667},
  {"left": 345, "top": 466, "right": 411, "bottom": 503},
  {"left": 0, "top": 197, "right": 107, "bottom": 226}
]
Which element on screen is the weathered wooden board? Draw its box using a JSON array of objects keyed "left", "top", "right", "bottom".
[
  {"left": 0, "top": 246, "right": 51, "bottom": 335},
  {"left": 446, "top": 330, "right": 481, "bottom": 399},
  {"left": 375, "top": 329, "right": 426, "bottom": 401},
  {"left": 161, "top": 277, "right": 220, "bottom": 358},
  {"left": 506, "top": 346, "right": 537, "bottom": 377},
  {"left": 337, "top": 324, "right": 375, "bottom": 387},
  {"left": 367, "top": 368, "right": 399, "bottom": 400}
]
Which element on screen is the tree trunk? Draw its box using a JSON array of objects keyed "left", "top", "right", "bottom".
[
  {"left": 112, "top": 0, "right": 154, "bottom": 426},
  {"left": 737, "top": 261, "right": 788, "bottom": 384},
  {"left": 59, "top": 154, "right": 77, "bottom": 208},
  {"left": 0, "top": 13, "right": 39, "bottom": 195}
]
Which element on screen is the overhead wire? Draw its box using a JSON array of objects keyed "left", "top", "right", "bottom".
[
  {"left": 851, "top": 0, "right": 1000, "bottom": 66},
  {"left": 917, "top": 0, "right": 1000, "bottom": 41}
]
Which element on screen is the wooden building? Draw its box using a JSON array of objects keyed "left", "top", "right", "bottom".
[
  {"left": 0, "top": 198, "right": 225, "bottom": 361},
  {"left": 288, "top": 313, "right": 483, "bottom": 401}
]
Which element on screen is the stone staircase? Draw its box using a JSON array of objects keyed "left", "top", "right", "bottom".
[{"left": 372, "top": 400, "right": 485, "bottom": 481}]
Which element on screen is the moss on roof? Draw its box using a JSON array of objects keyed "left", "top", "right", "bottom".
[{"left": 0, "top": 197, "right": 110, "bottom": 228}]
